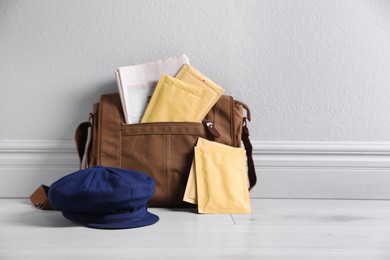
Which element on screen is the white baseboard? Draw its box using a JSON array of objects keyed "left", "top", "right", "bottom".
[
  {"left": 251, "top": 141, "right": 390, "bottom": 199},
  {"left": 1, "top": 140, "right": 390, "bottom": 199},
  {"left": 0, "top": 140, "right": 79, "bottom": 198}
]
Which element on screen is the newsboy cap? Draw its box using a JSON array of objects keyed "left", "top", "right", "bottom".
[{"left": 48, "top": 166, "right": 159, "bottom": 229}]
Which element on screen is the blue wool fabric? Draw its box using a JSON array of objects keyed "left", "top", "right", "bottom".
[{"left": 48, "top": 166, "right": 159, "bottom": 229}]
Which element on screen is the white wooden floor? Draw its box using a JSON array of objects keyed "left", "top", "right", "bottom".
[{"left": 1, "top": 199, "right": 390, "bottom": 259}]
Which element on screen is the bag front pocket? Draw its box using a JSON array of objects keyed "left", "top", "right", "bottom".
[{"left": 120, "top": 122, "right": 209, "bottom": 207}]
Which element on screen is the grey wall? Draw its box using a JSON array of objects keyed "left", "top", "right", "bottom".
[{"left": 1, "top": 0, "right": 390, "bottom": 142}]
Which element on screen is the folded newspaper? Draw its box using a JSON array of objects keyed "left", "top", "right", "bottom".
[{"left": 115, "top": 54, "right": 190, "bottom": 124}]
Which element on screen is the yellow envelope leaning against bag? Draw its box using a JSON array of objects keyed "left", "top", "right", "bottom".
[
  {"left": 141, "top": 74, "right": 208, "bottom": 123},
  {"left": 183, "top": 158, "right": 197, "bottom": 204},
  {"left": 183, "top": 138, "right": 212, "bottom": 204},
  {"left": 195, "top": 142, "right": 251, "bottom": 214},
  {"left": 175, "top": 64, "right": 224, "bottom": 119},
  {"left": 184, "top": 138, "right": 235, "bottom": 205}
]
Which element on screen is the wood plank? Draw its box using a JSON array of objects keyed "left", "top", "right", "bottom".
[
  {"left": 2, "top": 248, "right": 390, "bottom": 260},
  {"left": 2, "top": 224, "right": 390, "bottom": 250},
  {"left": 232, "top": 199, "right": 390, "bottom": 226},
  {"left": 2, "top": 199, "right": 390, "bottom": 259}
]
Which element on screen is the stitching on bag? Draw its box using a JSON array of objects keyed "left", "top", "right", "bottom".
[
  {"left": 113, "top": 95, "right": 122, "bottom": 167},
  {"left": 166, "top": 134, "right": 170, "bottom": 202},
  {"left": 121, "top": 123, "right": 207, "bottom": 136},
  {"left": 97, "top": 96, "right": 104, "bottom": 165},
  {"left": 229, "top": 96, "right": 235, "bottom": 147}
]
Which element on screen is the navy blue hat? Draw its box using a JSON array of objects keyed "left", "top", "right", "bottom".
[{"left": 48, "top": 166, "right": 159, "bottom": 229}]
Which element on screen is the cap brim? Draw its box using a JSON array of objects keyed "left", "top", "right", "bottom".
[{"left": 62, "top": 211, "right": 159, "bottom": 229}]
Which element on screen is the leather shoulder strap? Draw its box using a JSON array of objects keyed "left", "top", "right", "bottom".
[
  {"left": 241, "top": 119, "right": 257, "bottom": 191},
  {"left": 234, "top": 99, "right": 257, "bottom": 190}
]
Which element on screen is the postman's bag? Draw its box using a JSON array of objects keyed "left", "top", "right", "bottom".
[{"left": 75, "top": 93, "right": 256, "bottom": 207}]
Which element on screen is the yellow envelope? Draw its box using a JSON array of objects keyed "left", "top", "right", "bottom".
[
  {"left": 141, "top": 74, "right": 208, "bottom": 123},
  {"left": 175, "top": 64, "right": 224, "bottom": 119},
  {"left": 184, "top": 138, "right": 251, "bottom": 214},
  {"left": 195, "top": 144, "right": 251, "bottom": 214},
  {"left": 184, "top": 138, "right": 232, "bottom": 205},
  {"left": 183, "top": 158, "right": 197, "bottom": 204}
]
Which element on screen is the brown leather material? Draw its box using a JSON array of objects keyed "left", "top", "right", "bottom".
[
  {"left": 242, "top": 122, "right": 257, "bottom": 191},
  {"left": 76, "top": 93, "right": 257, "bottom": 207},
  {"left": 29, "top": 185, "right": 54, "bottom": 210},
  {"left": 204, "top": 121, "right": 221, "bottom": 138}
]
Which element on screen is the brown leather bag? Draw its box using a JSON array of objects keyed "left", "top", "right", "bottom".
[{"left": 75, "top": 93, "right": 256, "bottom": 207}]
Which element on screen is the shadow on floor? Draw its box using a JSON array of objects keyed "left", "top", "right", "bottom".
[{"left": 16, "top": 200, "right": 78, "bottom": 228}]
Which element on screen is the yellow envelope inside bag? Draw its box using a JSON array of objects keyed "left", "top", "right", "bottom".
[
  {"left": 141, "top": 74, "right": 208, "bottom": 123},
  {"left": 175, "top": 64, "right": 224, "bottom": 119}
]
